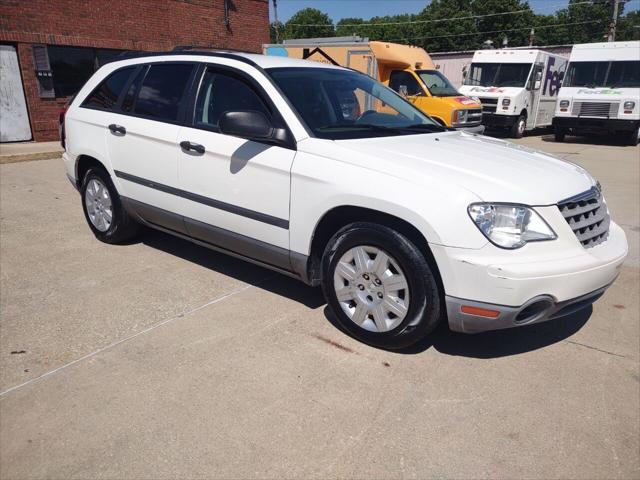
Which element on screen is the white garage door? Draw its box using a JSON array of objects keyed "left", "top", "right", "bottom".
[{"left": 0, "top": 45, "right": 32, "bottom": 142}]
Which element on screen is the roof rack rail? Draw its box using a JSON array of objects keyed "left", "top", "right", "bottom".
[
  {"left": 106, "top": 49, "right": 262, "bottom": 69},
  {"left": 172, "top": 45, "right": 256, "bottom": 54}
]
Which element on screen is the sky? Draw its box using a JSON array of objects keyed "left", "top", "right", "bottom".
[{"left": 269, "top": 0, "right": 639, "bottom": 23}]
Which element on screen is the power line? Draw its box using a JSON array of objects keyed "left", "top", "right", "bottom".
[
  {"left": 388, "top": 19, "right": 605, "bottom": 43},
  {"left": 285, "top": 1, "right": 594, "bottom": 28}
]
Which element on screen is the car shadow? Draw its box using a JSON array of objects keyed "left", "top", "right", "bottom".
[
  {"left": 324, "top": 304, "right": 592, "bottom": 359},
  {"left": 140, "top": 229, "right": 592, "bottom": 358},
  {"left": 141, "top": 228, "right": 325, "bottom": 309},
  {"left": 540, "top": 133, "right": 633, "bottom": 147}
]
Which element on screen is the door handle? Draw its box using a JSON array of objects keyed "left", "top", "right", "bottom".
[
  {"left": 108, "top": 124, "right": 126, "bottom": 135},
  {"left": 180, "top": 141, "right": 205, "bottom": 155}
]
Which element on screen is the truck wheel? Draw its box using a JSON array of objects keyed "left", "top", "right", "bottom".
[
  {"left": 321, "top": 222, "right": 441, "bottom": 350},
  {"left": 81, "top": 167, "right": 140, "bottom": 244},
  {"left": 625, "top": 126, "right": 639, "bottom": 146},
  {"left": 554, "top": 127, "right": 567, "bottom": 142},
  {"left": 510, "top": 115, "right": 526, "bottom": 139}
]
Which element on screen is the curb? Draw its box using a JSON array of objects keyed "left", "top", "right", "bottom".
[{"left": 0, "top": 151, "right": 63, "bottom": 164}]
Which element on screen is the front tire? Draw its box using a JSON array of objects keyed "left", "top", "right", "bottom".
[
  {"left": 321, "top": 222, "right": 441, "bottom": 350},
  {"left": 554, "top": 126, "right": 566, "bottom": 142},
  {"left": 81, "top": 167, "right": 140, "bottom": 244},
  {"left": 510, "top": 115, "right": 526, "bottom": 138},
  {"left": 625, "top": 125, "right": 639, "bottom": 146}
]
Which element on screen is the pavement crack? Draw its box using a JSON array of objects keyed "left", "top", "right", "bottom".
[{"left": 563, "top": 339, "right": 626, "bottom": 358}]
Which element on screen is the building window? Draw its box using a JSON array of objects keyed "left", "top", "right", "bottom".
[{"left": 47, "top": 46, "right": 124, "bottom": 98}]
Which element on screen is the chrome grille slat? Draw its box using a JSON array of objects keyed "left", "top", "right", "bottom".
[
  {"left": 558, "top": 186, "right": 610, "bottom": 248},
  {"left": 571, "top": 101, "right": 619, "bottom": 119}
]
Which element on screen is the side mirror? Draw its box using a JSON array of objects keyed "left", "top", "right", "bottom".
[
  {"left": 219, "top": 110, "right": 287, "bottom": 144},
  {"left": 398, "top": 85, "right": 409, "bottom": 98},
  {"left": 533, "top": 71, "right": 543, "bottom": 90}
]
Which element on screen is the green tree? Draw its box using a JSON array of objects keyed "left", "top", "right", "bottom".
[
  {"left": 283, "top": 8, "right": 334, "bottom": 40},
  {"left": 616, "top": 10, "right": 640, "bottom": 41},
  {"left": 470, "top": 0, "right": 535, "bottom": 49},
  {"left": 413, "top": 0, "right": 477, "bottom": 52}
]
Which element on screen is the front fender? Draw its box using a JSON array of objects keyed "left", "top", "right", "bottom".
[{"left": 289, "top": 149, "right": 487, "bottom": 256}]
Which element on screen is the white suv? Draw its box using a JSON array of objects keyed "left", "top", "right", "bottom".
[{"left": 62, "top": 51, "right": 628, "bottom": 349}]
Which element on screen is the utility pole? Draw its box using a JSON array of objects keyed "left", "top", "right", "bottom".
[
  {"left": 273, "top": 0, "right": 280, "bottom": 44},
  {"left": 607, "top": 0, "right": 623, "bottom": 42}
]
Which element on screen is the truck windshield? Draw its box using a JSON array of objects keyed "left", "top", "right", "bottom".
[
  {"left": 564, "top": 61, "right": 640, "bottom": 88},
  {"left": 417, "top": 70, "right": 460, "bottom": 96},
  {"left": 464, "top": 63, "right": 532, "bottom": 88},
  {"left": 267, "top": 67, "right": 444, "bottom": 140}
]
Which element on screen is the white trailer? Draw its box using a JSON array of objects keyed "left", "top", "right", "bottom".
[
  {"left": 553, "top": 41, "right": 640, "bottom": 146},
  {"left": 459, "top": 49, "right": 567, "bottom": 138}
]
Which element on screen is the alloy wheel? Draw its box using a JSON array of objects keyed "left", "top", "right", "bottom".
[{"left": 85, "top": 178, "right": 113, "bottom": 232}]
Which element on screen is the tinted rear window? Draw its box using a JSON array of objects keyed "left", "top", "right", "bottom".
[
  {"left": 133, "top": 64, "right": 194, "bottom": 122},
  {"left": 81, "top": 67, "right": 135, "bottom": 110}
]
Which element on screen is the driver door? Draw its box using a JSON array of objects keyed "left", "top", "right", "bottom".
[{"left": 388, "top": 70, "right": 438, "bottom": 123}]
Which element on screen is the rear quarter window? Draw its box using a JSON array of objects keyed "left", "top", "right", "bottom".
[
  {"left": 81, "top": 66, "right": 136, "bottom": 110},
  {"left": 133, "top": 63, "right": 195, "bottom": 122}
]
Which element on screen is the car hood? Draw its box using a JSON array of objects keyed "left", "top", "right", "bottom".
[
  {"left": 459, "top": 86, "right": 524, "bottom": 98},
  {"left": 329, "top": 132, "right": 594, "bottom": 205},
  {"left": 559, "top": 86, "right": 638, "bottom": 102}
]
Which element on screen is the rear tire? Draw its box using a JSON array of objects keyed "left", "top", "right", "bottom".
[
  {"left": 625, "top": 125, "right": 639, "bottom": 146},
  {"left": 554, "top": 127, "right": 566, "bottom": 142},
  {"left": 81, "top": 167, "right": 140, "bottom": 244},
  {"left": 510, "top": 115, "right": 526, "bottom": 138},
  {"left": 321, "top": 222, "right": 441, "bottom": 350}
]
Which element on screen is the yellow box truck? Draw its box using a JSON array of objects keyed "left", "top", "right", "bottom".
[{"left": 264, "top": 36, "right": 484, "bottom": 133}]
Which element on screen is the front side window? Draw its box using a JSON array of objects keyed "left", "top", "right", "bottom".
[
  {"left": 268, "top": 67, "right": 443, "bottom": 140},
  {"left": 388, "top": 70, "right": 424, "bottom": 96},
  {"left": 564, "top": 61, "right": 640, "bottom": 88},
  {"left": 81, "top": 66, "right": 135, "bottom": 110},
  {"left": 133, "top": 63, "right": 195, "bottom": 122},
  {"left": 417, "top": 70, "right": 459, "bottom": 96},
  {"left": 464, "top": 63, "right": 532, "bottom": 88},
  {"left": 193, "top": 69, "right": 271, "bottom": 130}
]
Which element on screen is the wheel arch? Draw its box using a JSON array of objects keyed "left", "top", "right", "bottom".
[
  {"left": 305, "top": 205, "right": 444, "bottom": 295},
  {"left": 75, "top": 154, "right": 109, "bottom": 189}
]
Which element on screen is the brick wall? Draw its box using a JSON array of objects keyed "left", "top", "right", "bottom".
[{"left": 0, "top": 0, "right": 270, "bottom": 141}]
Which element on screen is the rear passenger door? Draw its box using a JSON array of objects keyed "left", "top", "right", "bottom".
[
  {"left": 105, "top": 62, "right": 196, "bottom": 228},
  {"left": 175, "top": 65, "right": 296, "bottom": 255}
]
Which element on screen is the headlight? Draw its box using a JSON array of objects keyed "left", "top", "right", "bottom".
[
  {"left": 559, "top": 100, "right": 570, "bottom": 108},
  {"left": 623, "top": 101, "right": 636, "bottom": 110},
  {"left": 453, "top": 109, "right": 468, "bottom": 124},
  {"left": 468, "top": 203, "right": 557, "bottom": 249},
  {"left": 502, "top": 98, "right": 511, "bottom": 107}
]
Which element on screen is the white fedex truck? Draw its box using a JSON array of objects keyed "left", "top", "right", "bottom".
[
  {"left": 459, "top": 49, "right": 568, "bottom": 138},
  {"left": 553, "top": 41, "right": 640, "bottom": 146}
]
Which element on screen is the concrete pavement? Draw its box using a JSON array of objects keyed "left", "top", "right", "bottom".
[{"left": 0, "top": 136, "right": 638, "bottom": 479}]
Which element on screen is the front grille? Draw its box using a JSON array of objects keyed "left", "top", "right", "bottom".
[
  {"left": 558, "top": 187, "right": 610, "bottom": 248},
  {"left": 478, "top": 97, "right": 497, "bottom": 114},
  {"left": 572, "top": 101, "right": 619, "bottom": 119},
  {"left": 461, "top": 108, "right": 483, "bottom": 125}
]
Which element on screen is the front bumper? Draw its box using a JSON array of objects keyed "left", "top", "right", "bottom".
[
  {"left": 456, "top": 124, "right": 485, "bottom": 134},
  {"left": 553, "top": 116, "right": 640, "bottom": 133},
  {"left": 432, "top": 221, "right": 628, "bottom": 334},
  {"left": 481, "top": 113, "right": 518, "bottom": 128}
]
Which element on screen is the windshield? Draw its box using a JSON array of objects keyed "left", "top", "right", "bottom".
[
  {"left": 464, "top": 62, "right": 533, "bottom": 88},
  {"left": 564, "top": 61, "right": 640, "bottom": 88},
  {"left": 417, "top": 70, "right": 460, "bottom": 96},
  {"left": 267, "top": 68, "right": 443, "bottom": 140}
]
